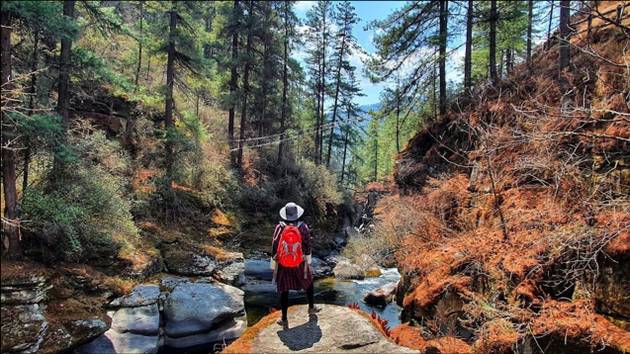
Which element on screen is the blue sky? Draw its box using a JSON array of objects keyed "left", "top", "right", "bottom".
[
  {"left": 294, "top": 1, "right": 408, "bottom": 106},
  {"left": 293, "top": 1, "right": 555, "bottom": 106}
]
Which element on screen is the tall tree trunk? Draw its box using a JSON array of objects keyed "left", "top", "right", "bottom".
[
  {"left": 165, "top": 6, "right": 177, "bottom": 183},
  {"left": 228, "top": 0, "right": 239, "bottom": 165},
  {"left": 134, "top": 1, "right": 143, "bottom": 92},
  {"left": 558, "top": 0, "right": 570, "bottom": 70},
  {"left": 432, "top": 60, "right": 437, "bottom": 119},
  {"left": 498, "top": 49, "right": 504, "bottom": 78},
  {"left": 395, "top": 89, "right": 401, "bottom": 153},
  {"left": 340, "top": 113, "right": 350, "bottom": 185},
  {"left": 526, "top": 0, "right": 533, "bottom": 66},
  {"left": 23, "top": 34, "right": 39, "bottom": 194},
  {"left": 319, "top": 7, "right": 328, "bottom": 164},
  {"left": 1, "top": 10, "right": 21, "bottom": 259},
  {"left": 373, "top": 128, "right": 378, "bottom": 182},
  {"left": 546, "top": 0, "right": 555, "bottom": 49},
  {"left": 237, "top": 2, "right": 253, "bottom": 168},
  {"left": 506, "top": 48, "right": 512, "bottom": 75},
  {"left": 53, "top": 0, "right": 75, "bottom": 176},
  {"left": 464, "top": 0, "right": 473, "bottom": 90},
  {"left": 314, "top": 79, "right": 321, "bottom": 161},
  {"left": 325, "top": 32, "right": 347, "bottom": 167},
  {"left": 438, "top": 0, "right": 448, "bottom": 115},
  {"left": 489, "top": 0, "right": 498, "bottom": 83},
  {"left": 277, "top": 2, "right": 289, "bottom": 165},
  {"left": 195, "top": 92, "right": 200, "bottom": 117}
]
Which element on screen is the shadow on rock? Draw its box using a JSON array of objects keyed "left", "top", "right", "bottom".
[{"left": 276, "top": 315, "right": 322, "bottom": 351}]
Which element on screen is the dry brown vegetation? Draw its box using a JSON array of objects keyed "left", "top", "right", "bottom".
[{"left": 374, "top": 3, "right": 630, "bottom": 353}]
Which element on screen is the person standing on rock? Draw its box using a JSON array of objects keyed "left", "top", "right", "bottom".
[{"left": 271, "top": 202, "right": 321, "bottom": 327}]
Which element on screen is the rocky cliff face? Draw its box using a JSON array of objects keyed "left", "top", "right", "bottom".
[{"left": 1, "top": 264, "right": 109, "bottom": 354}]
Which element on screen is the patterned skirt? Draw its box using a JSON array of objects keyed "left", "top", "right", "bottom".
[{"left": 275, "top": 261, "right": 313, "bottom": 293}]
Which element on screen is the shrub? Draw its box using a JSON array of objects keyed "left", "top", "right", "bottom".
[{"left": 21, "top": 129, "right": 138, "bottom": 262}]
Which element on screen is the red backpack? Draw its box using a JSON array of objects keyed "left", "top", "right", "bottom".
[{"left": 276, "top": 224, "right": 303, "bottom": 267}]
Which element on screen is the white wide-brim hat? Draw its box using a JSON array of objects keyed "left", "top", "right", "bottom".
[{"left": 279, "top": 202, "right": 304, "bottom": 221}]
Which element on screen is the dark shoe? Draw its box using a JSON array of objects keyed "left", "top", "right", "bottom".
[
  {"left": 276, "top": 318, "right": 288, "bottom": 329},
  {"left": 308, "top": 305, "right": 321, "bottom": 315}
]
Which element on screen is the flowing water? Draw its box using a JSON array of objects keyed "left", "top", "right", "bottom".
[{"left": 243, "top": 266, "right": 403, "bottom": 328}]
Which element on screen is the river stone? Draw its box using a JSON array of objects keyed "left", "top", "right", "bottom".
[
  {"left": 109, "top": 285, "right": 160, "bottom": 308},
  {"left": 164, "top": 282, "right": 244, "bottom": 338},
  {"left": 311, "top": 257, "right": 333, "bottom": 279},
  {"left": 364, "top": 282, "right": 398, "bottom": 307},
  {"left": 40, "top": 318, "right": 108, "bottom": 354},
  {"left": 1, "top": 304, "right": 48, "bottom": 353},
  {"left": 223, "top": 304, "right": 416, "bottom": 353},
  {"left": 215, "top": 260, "right": 246, "bottom": 286},
  {"left": 75, "top": 331, "right": 159, "bottom": 354},
  {"left": 244, "top": 259, "right": 273, "bottom": 281},
  {"left": 333, "top": 259, "right": 365, "bottom": 280},
  {"left": 164, "top": 315, "right": 247, "bottom": 349},
  {"left": 111, "top": 304, "right": 160, "bottom": 335},
  {"left": 1, "top": 275, "right": 51, "bottom": 305}
]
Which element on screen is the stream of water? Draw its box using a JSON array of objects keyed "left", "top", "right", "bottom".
[{"left": 243, "top": 266, "right": 403, "bottom": 328}]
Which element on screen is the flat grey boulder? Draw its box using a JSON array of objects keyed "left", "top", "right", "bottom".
[
  {"left": 244, "top": 259, "right": 273, "bottom": 281},
  {"left": 108, "top": 285, "right": 160, "bottom": 308},
  {"left": 74, "top": 331, "right": 159, "bottom": 354},
  {"left": 164, "top": 282, "right": 244, "bottom": 338},
  {"left": 333, "top": 258, "right": 365, "bottom": 280},
  {"left": 163, "top": 315, "right": 246, "bottom": 349},
  {"left": 111, "top": 304, "right": 160, "bottom": 336},
  {"left": 223, "top": 304, "right": 416, "bottom": 353}
]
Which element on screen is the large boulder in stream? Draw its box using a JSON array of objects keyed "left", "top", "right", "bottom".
[
  {"left": 364, "top": 282, "right": 398, "bottom": 308},
  {"left": 333, "top": 258, "right": 365, "bottom": 280},
  {"left": 163, "top": 281, "right": 245, "bottom": 341},
  {"left": 222, "top": 304, "right": 416, "bottom": 353},
  {"left": 77, "top": 280, "right": 246, "bottom": 354}
]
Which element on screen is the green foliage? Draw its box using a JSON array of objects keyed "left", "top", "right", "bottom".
[{"left": 21, "top": 130, "right": 138, "bottom": 262}]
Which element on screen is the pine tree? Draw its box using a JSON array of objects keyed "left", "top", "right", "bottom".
[
  {"left": 325, "top": 1, "right": 358, "bottom": 167},
  {"left": 464, "top": 0, "right": 474, "bottom": 90},
  {"left": 305, "top": 1, "right": 333, "bottom": 163}
]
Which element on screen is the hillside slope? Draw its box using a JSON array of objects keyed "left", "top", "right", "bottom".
[{"left": 381, "top": 3, "right": 629, "bottom": 353}]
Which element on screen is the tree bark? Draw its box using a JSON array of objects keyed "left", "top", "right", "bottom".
[
  {"left": 489, "top": 0, "right": 498, "bottom": 83},
  {"left": 237, "top": 2, "right": 254, "bottom": 168},
  {"left": 228, "top": 0, "right": 239, "bottom": 165},
  {"left": 526, "top": 0, "right": 533, "bottom": 66},
  {"left": 1, "top": 10, "right": 21, "bottom": 258},
  {"left": 278, "top": 1, "right": 290, "bottom": 165},
  {"left": 319, "top": 6, "right": 328, "bottom": 164},
  {"left": 325, "top": 31, "right": 347, "bottom": 167},
  {"left": 340, "top": 112, "right": 350, "bottom": 185},
  {"left": 23, "top": 34, "right": 39, "bottom": 194},
  {"left": 165, "top": 5, "right": 177, "bottom": 182},
  {"left": 464, "top": 0, "right": 473, "bottom": 90},
  {"left": 134, "top": 1, "right": 143, "bottom": 92},
  {"left": 546, "top": 0, "right": 554, "bottom": 49},
  {"left": 395, "top": 85, "right": 401, "bottom": 153},
  {"left": 558, "top": 0, "right": 570, "bottom": 70},
  {"left": 438, "top": 0, "right": 447, "bottom": 115}
]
